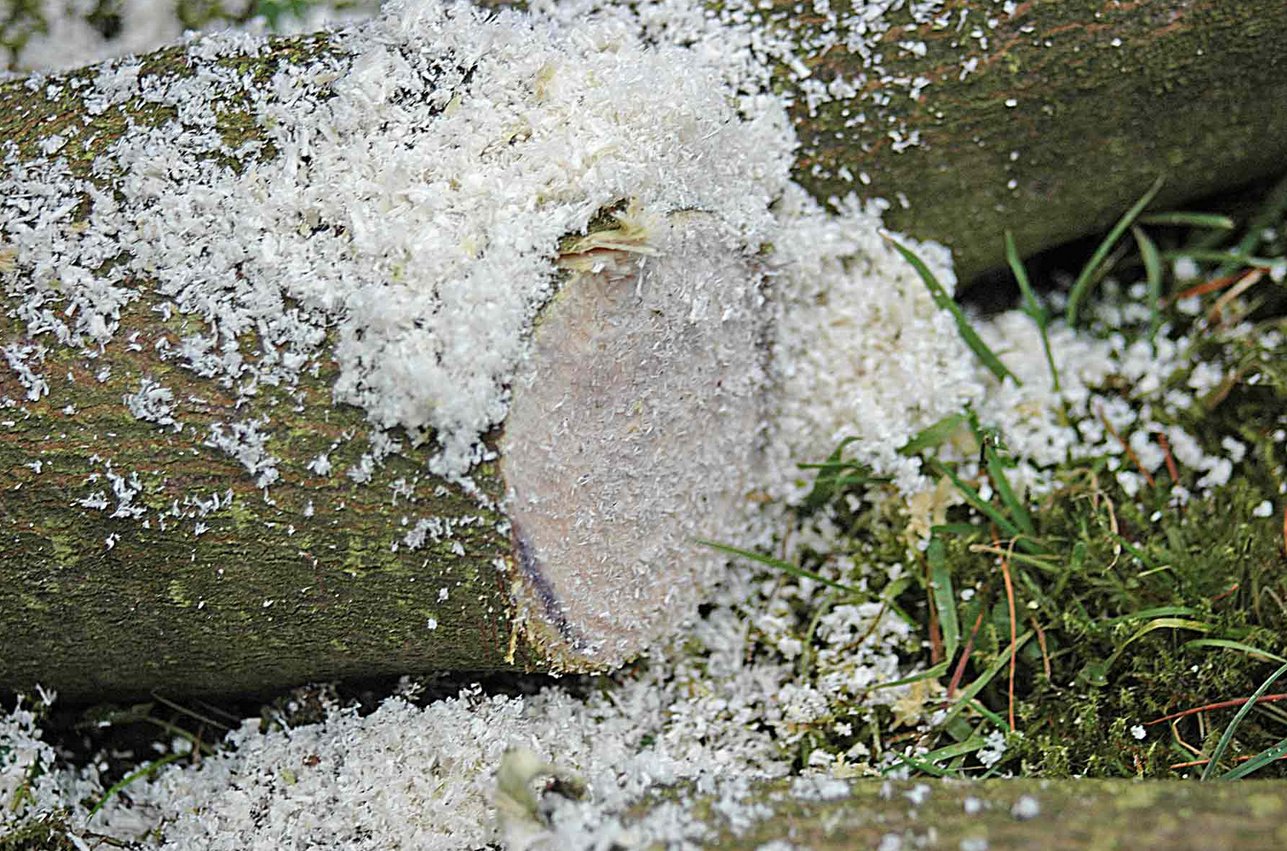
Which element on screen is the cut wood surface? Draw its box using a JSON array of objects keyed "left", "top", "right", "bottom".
[{"left": 706, "top": 778, "right": 1287, "bottom": 849}]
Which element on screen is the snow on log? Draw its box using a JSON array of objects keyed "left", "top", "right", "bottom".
[
  {"left": 0, "top": 0, "right": 788, "bottom": 697},
  {"left": 9, "top": 0, "right": 1287, "bottom": 281}
]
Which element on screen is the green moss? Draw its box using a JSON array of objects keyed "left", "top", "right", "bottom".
[{"left": 0, "top": 816, "right": 76, "bottom": 851}]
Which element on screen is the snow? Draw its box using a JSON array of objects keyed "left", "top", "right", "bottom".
[{"left": 1010, "top": 794, "right": 1040, "bottom": 821}]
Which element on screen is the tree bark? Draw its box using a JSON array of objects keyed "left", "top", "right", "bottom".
[
  {"left": 2, "top": 0, "right": 1286, "bottom": 699},
  {"left": 703, "top": 778, "right": 1287, "bottom": 849},
  {"left": 786, "top": 0, "right": 1287, "bottom": 281}
]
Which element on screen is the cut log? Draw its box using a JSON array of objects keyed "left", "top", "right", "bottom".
[
  {"left": 0, "top": 22, "right": 770, "bottom": 697},
  {"left": 0, "top": 207, "right": 765, "bottom": 698},
  {"left": 2, "top": 0, "right": 1286, "bottom": 699}
]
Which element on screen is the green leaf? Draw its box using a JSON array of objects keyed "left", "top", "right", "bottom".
[
  {"left": 885, "top": 236, "right": 1019, "bottom": 385},
  {"left": 1005, "top": 231, "right": 1061, "bottom": 393},
  {"left": 928, "top": 536, "right": 960, "bottom": 662},
  {"left": 899, "top": 412, "right": 968, "bottom": 457},
  {"left": 1066, "top": 176, "right": 1165, "bottom": 326},
  {"left": 1205, "top": 661, "right": 1287, "bottom": 781}
]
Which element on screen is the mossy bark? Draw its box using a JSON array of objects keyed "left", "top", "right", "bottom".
[
  {"left": 0, "top": 292, "right": 530, "bottom": 699},
  {"left": 0, "top": 40, "right": 541, "bottom": 700},
  {"left": 705, "top": 778, "right": 1287, "bottom": 849},
  {"left": 786, "top": 0, "right": 1287, "bottom": 281}
]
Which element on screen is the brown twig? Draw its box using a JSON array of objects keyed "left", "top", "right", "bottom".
[
  {"left": 1172, "top": 270, "right": 1251, "bottom": 302},
  {"left": 1169, "top": 752, "right": 1287, "bottom": 770},
  {"left": 1000, "top": 551, "right": 1019, "bottom": 733},
  {"left": 1098, "top": 405, "right": 1156, "bottom": 488},
  {"left": 1147, "top": 693, "right": 1287, "bottom": 726},
  {"left": 1030, "top": 615, "right": 1052, "bottom": 680},
  {"left": 1210, "top": 583, "right": 1240, "bottom": 605},
  {"left": 947, "top": 599, "right": 989, "bottom": 699},
  {"left": 1155, "top": 431, "right": 1180, "bottom": 484},
  {"left": 1206, "top": 268, "right": 1264, "bottom": 326}
]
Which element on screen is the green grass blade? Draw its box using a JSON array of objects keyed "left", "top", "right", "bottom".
[
  {"left": 937, "top": 631, "right": 1033, "bottom": 729},
  {"left": 931, "top": 523, "right": 985, "bottom": 538},
  {"left": 928, "top": 536, "right": 960, "bottom": 662},
  {"left": 1083, "top": 618, "right": 1213, "bottom": 687},
  {"left": 1005, "top": 231, "right": 1061, "bottom": 393},
  {"left": 967, "top": 699, "right": 1009, "bottom": 730},
  {"left": 885, "top": 235, "right": 1019, "bottom": 385},
  {"left": 872, "top": 660, "right": 952, "bottom": 690},
  {"left": 88, "top": 751, "right": 186, "bottom": 819},
  {"left": 698, "top": 540, "right": 860, "bottom": 595},
  {"left": 1066, "top": 176, "right": 1165, "bottom": 326},
  {"left": 1203, "top": 661, "right": 1287, "bottom": 781},
  {"left": 1219, "top": 172, "right": 1287, "bottom": 276},
  {"left": 1220, "top": 738, "right": 1287, "bottom": 780},
  {"left": 899, "top": 412, "right": 968, "bottom": 457},
  {"left": 1180, "top": 639, "right": 1287, "bottom": 665},
  {"left": 882, "top": 751, "right": 960, "bottom": 778},
  {"left": 883, "top": 736, "right": 987, "bottom": 775},
  {"left": 921, "top": 736, "right": 988, "bottom": 762},
  {"left": 1005, "top": 230, "right": 1043, "bottom": 322},
  {"left": 1138, "top": 212, "right": 1235, "bottom": 229},
  {"left": 926, "top": 459, "right": 1020, "bottom": 539},
  {"left": 926, "top": 459, "right": 1047, "bottom": 555},
  {"left": 1131, "top": 225, "right": 1164, "bottom": 344},
  {"left": 1104, "top": 606, "right": 1202, "bottom": 625},
  {"left": 984, "top": 444, "right": 1036, "bottom": 540}
]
